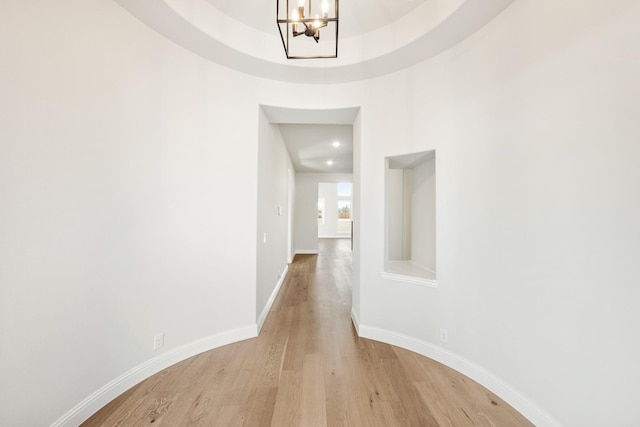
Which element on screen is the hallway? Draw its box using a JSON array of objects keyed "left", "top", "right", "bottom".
[{"left": 84, "top": 239, "right": 531, "bottom": 426}]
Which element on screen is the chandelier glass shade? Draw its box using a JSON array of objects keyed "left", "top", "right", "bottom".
[{"left": 277, "top": 0, "right": 339, "bottom": 59}]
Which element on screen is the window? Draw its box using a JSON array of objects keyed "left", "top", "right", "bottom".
[
  {"left": 337, "top": 184, "right": 352, "bottom": 234},
  {"left": 338, "top": 182, "right": 352, "bottom": 197},
  {"left": 337, "top": 200, "right": 351, "bottom": 234},
  {"left": 338, "top": 200, "right": 351, "bottom": 220}
]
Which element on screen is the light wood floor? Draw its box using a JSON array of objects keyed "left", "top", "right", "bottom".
[{"left": 83, "top": 239, "right": 533, "bottom": 426}]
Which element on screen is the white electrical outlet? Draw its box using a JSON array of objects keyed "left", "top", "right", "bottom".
[
  {"left": 439, "top": 328, "right": 448, "bottom": 343},
  {"left": 154, "top": 333, "right": 164, "bottom": 350}
]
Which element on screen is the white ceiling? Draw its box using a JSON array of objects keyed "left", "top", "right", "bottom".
[
  {"left": 278, "top": 124, "right": 353, "bottom": 173},
  {"left": 113, "top": 0, "right": 515, "bottom": 174},
  {"left": 205, "top": 0, "right": 428, "bottom": 38},
  {"left": 262, "top": 106, "right": 357, "bottom": 173},
  {"left": 114, "top": 0, "right": 516, "bottom": 83}
]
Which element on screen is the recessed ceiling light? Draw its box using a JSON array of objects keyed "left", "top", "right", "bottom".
[
  {"left": 326, "top": 160, "right": 334, "bottom": 166},
  {"left": 332, "top": 141, "right": 340, "bottom": 147}
]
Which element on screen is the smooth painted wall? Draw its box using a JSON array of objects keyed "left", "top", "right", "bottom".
[
  {"left": 0, "top": 1, "right": 260, "bottom": 425},
  {"left": 356, "top": 1, "right": 640, "bottom": 425},
  {"left": 2, "top": 0, "right": 640, "bottom": 426},
  {"left": 386, "top": 169, "right": 406, "bottom": 260},
  {"left": 411, "top": 157, "right": 436, "bottom": 273},
  {"left": 256, "top": 109, "right": 294, "bottom": 323}
]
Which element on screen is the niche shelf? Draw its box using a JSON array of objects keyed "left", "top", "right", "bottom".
[{"left": 383, "top": 150, "right": 437, "bottom": 287}]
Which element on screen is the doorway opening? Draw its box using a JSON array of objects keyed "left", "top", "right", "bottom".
[
  {"left": 318, "top": 182, "right": 352, "bottom": 240},
  {"left": 259, "top": 105, "right": 361, "bottom": 327}
]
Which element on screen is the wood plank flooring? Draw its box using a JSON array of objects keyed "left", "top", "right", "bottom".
[{"left": 83, "top": 239, "right": 533, "bottom": 426}]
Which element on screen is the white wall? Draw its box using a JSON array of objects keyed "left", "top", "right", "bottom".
[
  {"left": 2, "top": 0, "right": 640, "bottom": 426},
  {"left": 0, "top": 1, "right": 259, "bottom": 425},
  {"left": 293, "top": 173, "right": 353, "bottom": 254},
  {"left": 356, "top": 1, "right": 640, "bottom": 426},
  {"left": 411, "top": 157, "right": 436, "bottom": 273},
  {"left": 256, "top": 109, "right": 294, "bottom": 326},
  {"left": 385, "top": 169, "right": 405, "bottom": 260},
  {"left": 351, "top": 113, "right": 363, "bottom": 326}
]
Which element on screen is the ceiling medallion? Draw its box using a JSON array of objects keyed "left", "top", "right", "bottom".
[{"left": 277, "top": 0, "right": 339, "bottom": 59}]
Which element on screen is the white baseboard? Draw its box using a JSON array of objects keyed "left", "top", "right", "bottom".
[
  {"left": 350, "top": 308, "right": 360, "bottom": 334},
  {"left": 357, "top": 324, "right": 561, "bottom": 427},
  {"left": 52, "top": 325, "right": 258, "bottom": 427},
  {"left": 295, "top": 249, "right": 319, "bottom": 255},
  {"left": 257, "top": 264, "right": 289, "bottom": 333}
]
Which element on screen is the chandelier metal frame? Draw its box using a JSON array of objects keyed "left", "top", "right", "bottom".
[{"left": 276, "top": 0, "right": 339, "bottom": 59}]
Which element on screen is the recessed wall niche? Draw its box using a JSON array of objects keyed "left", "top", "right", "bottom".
[{"left": 383, "top": 150, "right": 437, "bottom": 287}]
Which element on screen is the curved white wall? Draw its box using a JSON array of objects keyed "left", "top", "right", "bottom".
[
  {"left": 1, "top": 0, "right": 639, "bottom": 426},
  {"left": 353, "top": 1, "right": 640, "bottom": 425},
  {"left": 1, "top": 1, "right": 263, "bottom": 425}
]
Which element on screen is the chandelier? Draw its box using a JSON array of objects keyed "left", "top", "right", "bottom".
[{"left": 277, "top": 0, "right": 339, "bottom": 59}]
